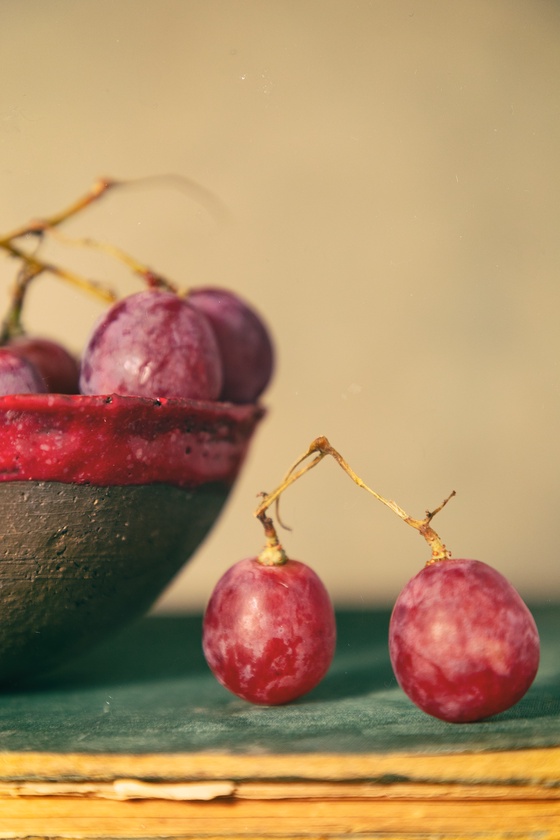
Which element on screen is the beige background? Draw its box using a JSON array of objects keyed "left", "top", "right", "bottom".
[{"left": 1, "top": 0, "right": 559, "bottom": 611}]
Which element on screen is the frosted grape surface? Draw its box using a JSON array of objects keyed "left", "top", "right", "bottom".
[
  {"left": 0, "top": 349, "right": 47, "bottom": 395},
  {"left": 202, "top": 557, "right": 336, "bottom": 704},
  {"left": 79, "top": 289, "right": 223, "bottom": 400},
  {"left": 388, "top": 558, "right": 540, "bottom": 722},
  {"left": 9, "top": 336, "right": 80, "bottom": 393},
  {"left": 188, "top": 287, "right": 274, "bottom": 403}
]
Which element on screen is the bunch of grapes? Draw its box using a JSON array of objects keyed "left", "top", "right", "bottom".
[
  {"left": 0, "top": 180, "right": 274, "bottom": 405},
  {"left": 203, "top": 437, "right": 540, "bottom": 722}
]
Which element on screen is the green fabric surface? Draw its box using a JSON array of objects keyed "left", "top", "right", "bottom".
[{"left": 0, "top": 607, "right": 558, "bottom": 756}]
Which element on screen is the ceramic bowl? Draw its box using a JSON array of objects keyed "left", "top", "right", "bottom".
[{"left": 0, "top": 393, "right": 264, "bottom": 686}]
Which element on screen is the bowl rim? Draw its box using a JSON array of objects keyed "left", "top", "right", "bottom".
[{"left": 0, "top": 393, "right": 265, "bottom": 488}]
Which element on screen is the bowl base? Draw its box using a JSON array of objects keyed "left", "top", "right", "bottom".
[{"left": 0, "top": 480, "right": 229, "bottom": 687}]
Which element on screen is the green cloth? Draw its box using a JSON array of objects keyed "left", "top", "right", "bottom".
[{"left": 0, "top": 607, "right": 558, "bottom": 756}]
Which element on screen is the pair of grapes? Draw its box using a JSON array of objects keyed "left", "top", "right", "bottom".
[
  {"left": 202, "top": 438, "right": 540, "bottom": 724},
  {"left": 79, "top": 287, "right": 274, "bottom": 404},
  {"left": 0, "top": 287, "right": 274, "bottom": 406}
]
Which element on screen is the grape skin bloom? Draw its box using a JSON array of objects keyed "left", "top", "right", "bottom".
[
  {"left": 388, "top": 558, "right": 540, "bottom": 723},
  {"left": 187, "top": 287, "right": 274, "bottom": 404},
  {"left": 0, "top": 349, "right": 47, "bottom": 395},
  {"left": 202, "top": 557, "right": 336, "bottom": 705},
  {"left": 8, "top": 336, "right": 80, "bottom": 393},
  {"left": 79, "top": 290, "right": 223, "bottom": 400}
]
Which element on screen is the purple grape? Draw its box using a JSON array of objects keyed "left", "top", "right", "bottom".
[
  {"left": 202, "top": 556, "right": 336, "bottom": 705},
  {"left": 187, "top": 287, "right": 274, "bottom": 403},
  {"left": 8, "top": 336, "right": 80, "bottom": 393},
  {"left": 0, "top": 348, "right": 47, "bottom": 395},
  {"left": 389, "top": 558, "right": 540, "bottom": 722},
  {"left": 79, "top": 289, "right": 223, "bottom": 400}
]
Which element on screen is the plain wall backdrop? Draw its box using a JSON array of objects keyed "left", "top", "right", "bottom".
[{"left": 0, "top": 0, "right": 559, "bottom": 611}]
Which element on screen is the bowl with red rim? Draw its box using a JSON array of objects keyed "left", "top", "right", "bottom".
[{"left": 0, "top": 393, "right": 264, "bottom": 686}]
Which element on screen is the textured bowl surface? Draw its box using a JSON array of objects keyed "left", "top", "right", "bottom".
[
  {"left": 0, "top": 394, "right": 264, "bottom": 686},
  {"left": 0, "top": 393, "right": 264, "bottom": 487}
]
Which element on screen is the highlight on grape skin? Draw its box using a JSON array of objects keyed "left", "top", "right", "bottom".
[{"left": 388, "top": 558, "right": 540, "bottom": 723}]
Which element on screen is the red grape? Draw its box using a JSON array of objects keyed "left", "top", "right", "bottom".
[
  {"left": 8, "top": 336, "right": 80, "bottom": 393},
  {"left": 202, "top": 556, "right": 336, "bottom": 705},
  {"left": 187, "top": 287, "right": 274, "bottom": 403},
  {"left": 79, "top": 289, "right": 223, "bottom": 400},
  {"left": 0, "top": 348, "right": 47, "bottom": 395},
  {"left": 389, "top": 558, "right": 540, "bottom": 722}
]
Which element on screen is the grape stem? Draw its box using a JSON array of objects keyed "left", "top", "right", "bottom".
[
  {"left": 0, "top": 262, "right": 40, "bottom": 343},
  {"left": 0, "top": 178, "right": 117, "bottom": 243},
  {"left": 254, "top": 436, "right": 455, "bottom": 564},
  {"left": 44, "top": 228, "right": 177, "bottom": 292},
  {"left": 256, "top": 506, "right": 289, "bottom": 566},
  {"left": 0, "top": 178, "right": 123, "bottom": 334},
  {"left": 0, "top": 174, "right": 212, "bottom": 335},
  {"left": 2, "top": 240, "right": 116, "bottom": 300},
  {"left": 0, "top": 242, "right": 116, "bottom": 344},
  {"left": 0, "top": 174, "right": 225, "bottom": 332}
]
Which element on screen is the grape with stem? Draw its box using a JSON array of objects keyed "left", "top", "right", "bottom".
[
  {"left": 252, "top": 436, "right": 540, "bottom": 722},
  {"left": 202, "top": 504, "right": 336, "bottom": 705}
]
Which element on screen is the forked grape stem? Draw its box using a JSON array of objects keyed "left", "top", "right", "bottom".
[
  {"left": 0, "top": 173, "right": 217, "bottom": 335},
  {"left": 0, "top": 178, "right": 122, "bottom": 336},
  {"left": 254, "top": 436, "right": 455, "bottom": 565}
]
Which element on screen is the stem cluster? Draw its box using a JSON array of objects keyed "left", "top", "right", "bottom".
[
  {"left": 255, "top": 436, "right": 455, "bottom": 565},
  {"left": 0, "top": 179, "right": 118, "bottom": 340},
  {"left": 0, "top": 174, "right": 218, "bottom": 341}
]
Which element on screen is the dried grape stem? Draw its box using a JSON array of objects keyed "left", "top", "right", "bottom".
[
  {"left": 0, "top": 174, "right": 216, "bottom": 315},
  {"left": 255, "top": 436, "right": 455, "bottom": 564},
  {"left": 256, "top": 508, "right": 288, "bottom": 566},
  {"left": 45, "top": 229, "right": 176, "bottom": 292},
  {"left": 1, "top": 239, "right": 116, "bottom": 304},
  {"left": 0, "top": 262, "right": 40, "bottom": 343},
  {"left": 0, "top": 178, "right": 121, "bottom": 310},
  {"left": 0, "top": 178, "right": 117, "bottom": 243}
]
